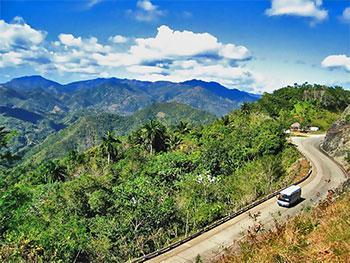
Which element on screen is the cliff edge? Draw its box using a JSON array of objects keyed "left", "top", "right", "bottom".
[{"left": 322, "top": 105, "right": 350, "bottom": 172}]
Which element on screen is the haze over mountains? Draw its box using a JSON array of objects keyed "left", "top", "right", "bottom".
[{"left": 1, "top": 75, "right": 259, "bottom": 158}]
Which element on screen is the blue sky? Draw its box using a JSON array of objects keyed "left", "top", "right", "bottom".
[{"left": 0, "top": 0, "right": 349, "bottom": 93}]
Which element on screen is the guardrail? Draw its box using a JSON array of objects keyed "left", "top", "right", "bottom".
[{"left": 131, "top": 164, "right": 313, "bottom": 263}]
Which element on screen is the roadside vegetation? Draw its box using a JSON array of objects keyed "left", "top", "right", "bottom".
[{"left": 215, "top": 181, "right": 350, "bottom": 263}]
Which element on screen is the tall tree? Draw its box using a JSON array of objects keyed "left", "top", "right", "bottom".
[
  {"left": 141, "top": 119, "right": 167, "bottom": 154},
  {"left": 101, "top": 131, "right": 121, "bottom": 164},
  {"left": 38, "top": 160, "right": 67, "bottom": 184},
  {"left": 174, "top": 121, "right": 191, "bottom": 135},
  {"left": 166, "top": 134, "right": 183, "bottom": 151},
  {"left": 0, "top": 126, "right": 19, "bottom": 168}
]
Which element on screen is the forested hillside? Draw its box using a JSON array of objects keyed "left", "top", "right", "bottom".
[
  {"left": 24, "top": 102, "right": 217, "bottom": 163},
  {"left": 0, "top": 106, "right": 300, "bottom": 262},
  {"left": 246, "top": 83, "right": 350, "bottom": 130},
  {"left": 1, "top": 75, "right": 258, "bottom": 158}
]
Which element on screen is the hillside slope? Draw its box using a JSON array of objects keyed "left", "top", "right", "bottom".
[
  {"left": 322, "top": 105, "right": 350, "bottom": 171},
  {"left": 249, "top": 83, "right": 350, "bottom": 130},
  {"left": 24, "top": 102, "right": 217, "bottom": 163},
  {"left": 1, "top": 75, "right": 258, "bottom": 158}
]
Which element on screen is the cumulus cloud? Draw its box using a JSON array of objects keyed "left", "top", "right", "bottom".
[
  {"left": 137, "top": 0, "right": 157, "bottom": 11},
  {"left": 0, "top": 18, "right": 46, "bottom": 53},
  {"left": 0, "top": 18, "right": 263, "bottom": 92},
  {"left": 0, "top": 17, "right": 48, "bottom": 68},
  {"left": 322, "top": 55, "right": 350, "bottom": 72},
  {"left": 127, "top": 25, "right": 251, "bottom": 64},
  {"left": 61, "top": 25, "right": 256, "bottom": 90},
  {"left": 339, "top": 7, "right": 350, "bottom": 23},
  {"left": 108, "top": 35, "right": 128, "bottom": 43},
  {"left": 127, "top": 0, "right": 165, "bottom": 22},
  {"left": 51, "top": 33, "right": 115, "bottom": 76},
  {"left": 265, "top": 0, "right": 328, "bottom": 24},
  {"left": 58, "top": 34, "right": 108, "bottom": 53}
]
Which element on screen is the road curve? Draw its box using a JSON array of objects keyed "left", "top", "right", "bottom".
[{"left": 147, "top": 135, "right": 348, "bottom": 263}]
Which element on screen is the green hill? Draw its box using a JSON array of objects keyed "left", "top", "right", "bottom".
[
  {"left": 24, "top": 102, "right": 217, "bottom": 163},
  {"left": 248, "top": 83, "right": 350, "bottom": 130}
]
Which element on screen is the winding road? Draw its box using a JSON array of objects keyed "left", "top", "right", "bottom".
[{"left": 147, "top": 135, "right": 348, "bottom": 263}]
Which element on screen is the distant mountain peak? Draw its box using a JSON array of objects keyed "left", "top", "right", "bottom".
[
  {"left": 4, "top": 75, "right": 62, "bottom": 91},
  {"left": 13, "top": 75, "right": 49, "bottom": 80}
]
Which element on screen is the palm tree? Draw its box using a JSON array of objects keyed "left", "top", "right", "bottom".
[
  {"left": 39, "top": 160, "right": 66, "bottom": 184},
  {"left": 219, "top": 115, "right": 230, "bottom": 126},
  {"left": 174, "top": 121, "right": 191, "bottom": 135},
  {"left": 166, "top": 134, "right": 183, "bottom": 150},
  {"left": 141, "top": 119, "right": 167, "bottom": 154},
  {"left": 101, "top": 131, "right": 121, "bottom": 164}
]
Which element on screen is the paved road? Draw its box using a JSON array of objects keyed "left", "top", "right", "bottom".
[{"left": 147, "top": 135, "right": 348, "bottom": 263}]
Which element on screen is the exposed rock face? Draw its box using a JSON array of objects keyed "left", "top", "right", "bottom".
[{"left": 321, "top": 105, "right": 350, "bottom": 171}]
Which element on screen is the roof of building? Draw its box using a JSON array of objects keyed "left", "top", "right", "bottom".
[{"left": 291, "top": 122, "right": 301, "bottom": 128}]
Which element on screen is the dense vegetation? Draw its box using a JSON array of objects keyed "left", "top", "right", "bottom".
[
  {"left": 24, "top": 102, "right": 217, "bottom": 164},
  {"left": 1, "top": 82, "right": 348, "bottom": 262},
  {"left": 0, "top": 108, "right": 299, "bottom": 262},
  {"left": 246, "top": 83, "right": 350, "bottom": 130}
]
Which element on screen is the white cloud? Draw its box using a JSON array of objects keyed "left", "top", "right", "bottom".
[
  {"left": 265, "top": 0, "right": 328, "bottom": 23},
  {"left": 56, "top": 25, "right": 255, "bottom": 90},
  {"left": 132, "top": 64, "right": 263, "bottom": 93},
  {"left": 127, "top": 0, "right": 165, "bottom": 22},
  {"left": 86, "top": 0, "right": 104, "bottom": 8},
  {"left": 219, "top": 44, "right": 251, "bottom": 60},
  {"left": 58, "top": 33, "right": 108, "bottom": 52},
  {"left": 137, "top": 0, "right": 157, "bottom": 11},
  {"left": 0, "top": 18, "right": 265, "bottom": 92},
  {"left": 51, "top": 34, "right": 116, "bottom": 76},
  {"left": 0, "top": 51, "right": 24, "bottom": 67},
  {"left": 126, "top": 25, "right": 251, "bottom": 64},
  {"left": 108, "top": 35, "right": 128, "bottom": 43},
  {"left": 126, "top": 65, "right": 164, "bottom": 74},
  {"left": 339, "top": 7, "right": 350, "bottom": 23},
  {"left": 322, "top": 55, "right": 350, "bottom": 72},
  {"left": 0, "top": 18, "right": 46, "bottom": 53},
  {"left": 0, "top": 17, "right": 49, "bottom": 68}
]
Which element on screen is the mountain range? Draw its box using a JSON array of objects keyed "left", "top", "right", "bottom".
[
  {"left": 2, "top": 75, "right": 259, "bottom": 116},
  {"left": 1, "top": 75, "right": 258, "bottom": 159}
]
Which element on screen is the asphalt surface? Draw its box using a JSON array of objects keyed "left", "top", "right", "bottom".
[{"left": 147, "top": 135, "right": 348, "bottom": 263}]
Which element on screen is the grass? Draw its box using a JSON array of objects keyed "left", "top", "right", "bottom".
[{"left": 214, "top": 181, "right": 350, "bottom": 263}]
